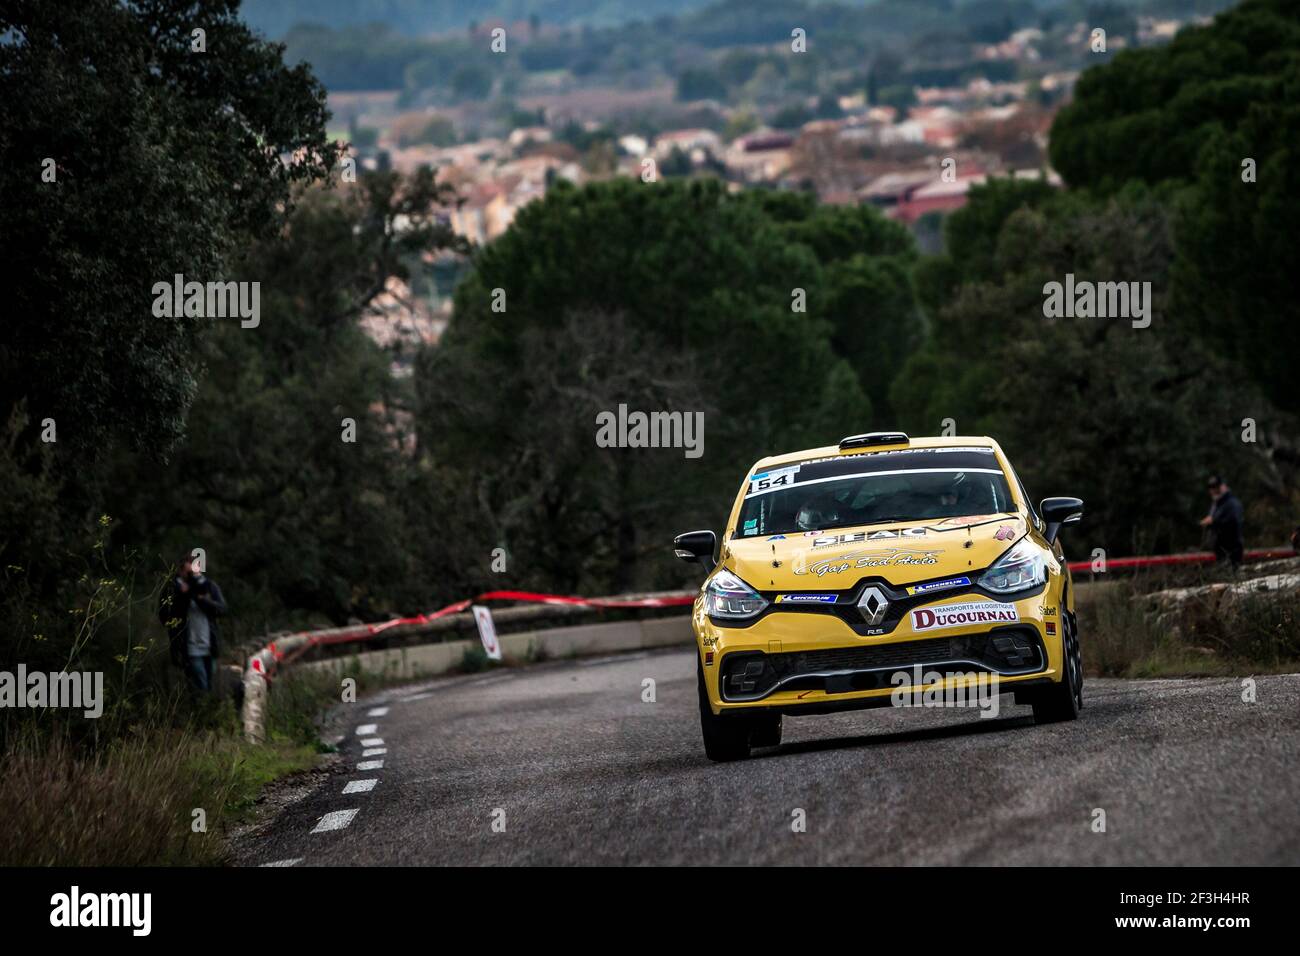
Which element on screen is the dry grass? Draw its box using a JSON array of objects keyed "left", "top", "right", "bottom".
[{"left": 0, "top": 675, "right": 329, "bottom": 866}]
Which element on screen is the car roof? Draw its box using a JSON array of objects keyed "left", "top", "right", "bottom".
[{"left": 753, "top": 436, "right": 1002, "bottom": 470}]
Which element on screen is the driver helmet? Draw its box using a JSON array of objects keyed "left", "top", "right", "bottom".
[{"left": 796, "top": 494, "right": 841, "bottom": 531}]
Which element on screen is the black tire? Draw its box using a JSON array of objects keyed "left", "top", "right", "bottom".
[
  {"left": 698, "top": 659, "right": 752, "bottom": 761},
  {"left": 1033, "top": 610, "right": 1083, "bottom": 724},
  {"left": 750, "top": 711, "right": 783, "bottom": 749}
]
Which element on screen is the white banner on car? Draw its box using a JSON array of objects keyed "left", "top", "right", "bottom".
[
  {"left": 910, "top": 601, "right": 1019, "bottom": 633},
  {"left": 471, "top": 604, "right": 503, "bottom": 660}
]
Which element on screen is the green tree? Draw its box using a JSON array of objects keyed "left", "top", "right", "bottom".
[
  {"left": 1, "top": 0, "right": 337, "bottom": 455},
  {"left": 104, "top": 170, "right": 464, "bottom": 630},
  {"left": 415, "top": 178, "right": 880, "bottom": 594},
  {"left": 893, "top": 185, "right": 1279, "bottom": 555},
  {"left": 740, "top": 194, "right": 921, "bottom": 420},
  {"left": 820, "top": 255, "right": 921, "bottom": 420},
  {"left": 676, "top": 67, "right": 728, "bottom": 102},
  {"left": 450, "top": 63, "right": 493, "bottom": 100},
  {"left": 1048, "top": 0, "right": 1300, "bottom": 413}
]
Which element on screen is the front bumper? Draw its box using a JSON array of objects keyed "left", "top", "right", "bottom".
[
  {"left": 695, "top": 592, "right": 1064, "bottom": 714},
  {"left": 719, "top": 624, "right": 1045, "bottom": 702}
]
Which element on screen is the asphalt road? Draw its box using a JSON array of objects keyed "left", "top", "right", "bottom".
[{"left": 236, "top": 649, "right": 1300, "bottom": 866}]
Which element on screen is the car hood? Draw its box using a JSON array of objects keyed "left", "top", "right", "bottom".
[{"left": 721, "top": 514, "right": 1027, "bottom": 591}]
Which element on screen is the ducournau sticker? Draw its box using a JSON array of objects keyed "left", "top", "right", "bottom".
[{"left": 911, "top": 601, "right": 1019, "bottom": 632}]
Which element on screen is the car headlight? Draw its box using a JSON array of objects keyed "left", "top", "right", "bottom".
[
  {"left": 978, "top": 539, "right": 1046, "bottom": 594},
  {"left": 704, "top": 569, "right": 769, "bottom": 620}
]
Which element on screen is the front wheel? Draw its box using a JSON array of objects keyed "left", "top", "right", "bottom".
[
  {"left": 750, "top": 711, "right": 783, "bottom": 749},
  {"left": 1032, "top": 611, "right": 1083, "bottom": 724},
  {"left": 698, "top": 659, "right": 753, "bottom": 761}
]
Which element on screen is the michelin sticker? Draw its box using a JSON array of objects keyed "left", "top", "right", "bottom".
[
  {"left": 911, "top": 601, "right": 1019, "bottom": 632},
  {"left": 908, "top": 576, "right": 971, "bottom": 595},
  {"left": 775, "top": 593, "right": 838, "bottom": 604}
]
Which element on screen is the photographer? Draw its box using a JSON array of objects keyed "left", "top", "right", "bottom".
[
  {"left": 1199, "top": 475, "right": 1245, "bottom": 570},
  {"left": 157, "top": 551, "right": 228, "bottom": 693}
]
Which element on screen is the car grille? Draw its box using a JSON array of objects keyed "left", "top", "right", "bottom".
[
  {"left": 772, "top": 636, "right": 955, "bottom": 674},
  {"left": 720, "top": 626, "right": 1045, "bottom": 702}
]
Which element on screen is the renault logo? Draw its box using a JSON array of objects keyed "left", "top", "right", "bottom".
[{"left": 856, "top": 585, "right": 890, "bottom": 626}]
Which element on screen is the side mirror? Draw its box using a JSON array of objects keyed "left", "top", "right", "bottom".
[
  {"left": 673, "top": 530, "right": 718, "bottom": 568},
  {"left": 1039, "top": 497, "right": 1084, "bottom": 546}
]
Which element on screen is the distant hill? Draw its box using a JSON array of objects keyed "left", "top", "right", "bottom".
[
  {"left": 239, "top": 0, "right": 722, "bottom": 37},
  {"left": 239, "top": 0, "right": 1236, "bottom": 39}
]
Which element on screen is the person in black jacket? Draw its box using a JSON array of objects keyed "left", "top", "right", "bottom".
[
  {"left": 158, "top": 552, "right": 228, "bottom": 692},
  {"left": 1199, "top": 475, "right": 1245, "bottom": 569}
]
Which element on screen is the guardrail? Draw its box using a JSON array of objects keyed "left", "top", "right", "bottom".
[{"left": 241, "top": 590, "right": 694, "bottom": 742}]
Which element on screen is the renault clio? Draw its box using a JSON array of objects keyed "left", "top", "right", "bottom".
[{"left": 673, "top": 432, "right": 1084, "bottom": 761}]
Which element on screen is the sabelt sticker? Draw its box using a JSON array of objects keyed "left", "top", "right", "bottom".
[
  {"left": 911, "top": 601, "right": 1019, "bottom": 632},
  {"left": 908, "top": 576, "right": 971, "bottom": 595},
  {"left": 775, "top": 593, "right": 838, "bottom": 604}
]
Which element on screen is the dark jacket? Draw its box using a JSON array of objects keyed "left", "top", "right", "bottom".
[
  {"left": 1208, "top": 491, "right": 1245, "bottom": 562},
  {"left": 158, "top": 574, "right": 227, "bottom": 664}
]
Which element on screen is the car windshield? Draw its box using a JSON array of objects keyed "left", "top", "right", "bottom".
[{"left": 736, "top": 447, "right": 1016, "bottom": 538}]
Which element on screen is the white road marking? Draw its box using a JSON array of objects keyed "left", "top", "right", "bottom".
[
  {"left": 357, "top": 759, "right": 384, "bottom": 771},
  {"left": 355, "top": 724, "right": 377, "bottom": 735},
  {"left": 367, "top": 706, "right": 389, "bottom": 717},
  {"left": 343, "top": 778, "right": 378, "bottom": 794},
  {"left": 361, "top": 737, "right": 384, "bottom": 747},
  {"left": 260, "top": 858, "right": 303, "bottom": 867},
  {"left": 311, "top": 809, "right": 358, "bottom": 833},
  {"left": 401, "top": 693, "right": 432, "bottom": 702},
  {"left": 362, "top": 747, "right": 387, "bottom": 757}
]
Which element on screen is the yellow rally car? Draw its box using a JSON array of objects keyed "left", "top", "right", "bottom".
[{"left": 673, "top": 432, "right": 1084, "bottom": 761}]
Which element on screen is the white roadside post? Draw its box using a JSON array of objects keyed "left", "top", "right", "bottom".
[
  {"left": 472, "top": 605, "right": 503, "bottom": 661},
  {"left": 242, "top": 650, "right": 272, "bottom": 743}
]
